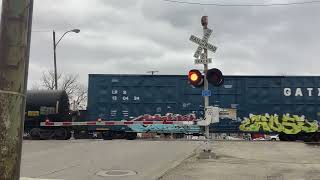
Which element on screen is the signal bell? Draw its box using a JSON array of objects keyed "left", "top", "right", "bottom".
[
  {"left": 188, "top": 69, "right": 204, "bottom": 88},
  {"left": 206, "top": 68, "right": 224, "bottom": 86}
]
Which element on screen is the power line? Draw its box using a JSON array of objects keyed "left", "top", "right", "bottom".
[
  {"left": 32, "top": 30, "right": 51, "bottom": 32},
  {"left": 161, "top": 0, "right": 320, "bottom": 7}
]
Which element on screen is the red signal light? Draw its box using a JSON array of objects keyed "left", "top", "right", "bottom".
[
  {"left": 188, "top": 69, "right": 204, "bottom": 88},
  {"left": 206, "top": 68, "right": 224, "bottom": 86},
  {"left": 189, "top": 72, "right": 199, "bottom": 82}
]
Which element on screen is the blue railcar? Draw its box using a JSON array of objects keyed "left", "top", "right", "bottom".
[
  {"left": 86, "top": 74, "right": 320, "bottom": 140},
  {"left": 88, "top": 74, "right": 320, "bottom": 121}
]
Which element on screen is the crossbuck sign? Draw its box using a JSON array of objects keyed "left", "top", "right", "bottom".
[{"left": 189, "top": 28, "right": 217, "bottom": 58}]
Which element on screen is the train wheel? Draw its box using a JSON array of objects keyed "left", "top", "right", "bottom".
[
  {"left": 125, "top": 132, "right": 137, "bottom": 140},
  {"left": 112, "top": 131, "right": 126, "bottom": 139},
  {"left": 65, "top": 130, "right": 71, "bottom": 140},
  {"left": 30, "top": 128, "right": 41, "bottom": 140},
  {"left": 102, "top": 131, "right": 113, "bottom": 140},
  {"left": 287, "top": 134, "right": 297, "bottom": 141},
  {"left": 279, "top": 133, "right": 288, "bottom": 141},
  {"left": 173, "top": 134, "right": 184, "bottom": 139},
  {"left": 314, "top": 133, "right": 320, "bottom": 142},
  {"left": 302, "top": 133, "right": 312, "bottom": 142},
  {"left": 54, "top": 128, "right": 68, "bottom": 140},
  {"left": 40, "top": 130, "right": 55, "bottom": 140},
  {"left": 304, "top": 133, "right": 320, "bottom": 142},
  {"left": 74, "top": 130, "right": 89, "bottom": 139}
]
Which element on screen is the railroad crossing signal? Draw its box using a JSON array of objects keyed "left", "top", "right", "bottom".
[{"left": 188, "top": 16, "right": 222, "bottom": 140}]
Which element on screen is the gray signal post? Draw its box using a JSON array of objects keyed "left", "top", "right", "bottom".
[
  {"left": 189, "top": 16, "right": 217, "bottom": 139},
  {"left": 202, "top": 17, "right": 210, "bottom": 139}
]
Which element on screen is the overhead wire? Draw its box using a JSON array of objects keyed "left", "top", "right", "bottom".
[
  {"left": 161, "top": 0, "right": 320, "bottom": 6},
  {"left": 32, "top": 30, "right": 51, "bottom": 32}
]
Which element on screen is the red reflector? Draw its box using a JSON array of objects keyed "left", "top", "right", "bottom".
[
  {"left": 124, "top": 121, "right": 134, "bottom": 125},
  {"left": 143, "top": 121, "right": 153, "bottom": 124},
  {"left": 63, "top": 122, "right": 72, "bottom": 126},
  {"left": 105, "top": 122, "right": 115, "bottom": 125},
  {"left": 46, "top": 122, "right": 54, "bottom": 126},
  {"left": 87, "top": 122, "right": 96, "bottom": 125},
  {"left": 163, "top": 121, "right": 173, "bottom": 124}
]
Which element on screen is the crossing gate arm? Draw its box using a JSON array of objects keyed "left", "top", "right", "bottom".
[{"left": 40, "top": 120, "right": 196, "bottom": 127}]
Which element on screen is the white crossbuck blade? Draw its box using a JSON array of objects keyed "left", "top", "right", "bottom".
[
  {"left": 190, "top": 28, "right": 217, "bottom": 58},
  {"left": 190, "top": 35, "right": 217, "bottom": 53},
  {"left": 193, "top": 28, "right": 213, "bottom": 58}
]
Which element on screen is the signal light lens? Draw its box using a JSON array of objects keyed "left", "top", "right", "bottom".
[
  {"left": 190, "top": 73, "right": 199, "bottom": 82},
  {"left": 206, "top": 68, "right": 224, "bottom": 86},
  {"left": 188, "top": 69, "right": 204, "bottom": 88}
]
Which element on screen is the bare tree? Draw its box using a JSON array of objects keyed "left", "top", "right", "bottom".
[
  {"left": 41, "top": 71, "right": 62, "bottom": 90},
  {"left": 70, "top": 84, "right": 87, "bottom": 110},
  {"left": 40, "top": 70, "right": 87, "bottom": 109},
  {"left": 60, "top": 73, "right": 79, "bottom": 97}
]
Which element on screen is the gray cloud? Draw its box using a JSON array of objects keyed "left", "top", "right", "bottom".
[{"left": 1, "top": 0, "right": 318, "bottom": 87}]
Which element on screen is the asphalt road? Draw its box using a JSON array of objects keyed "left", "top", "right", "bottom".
[
  {"left": 160, "top": 141, "right": 320, "bottom": 180},
  {"left": 20, "top": 139, "right": 201, "bottom": 180}
]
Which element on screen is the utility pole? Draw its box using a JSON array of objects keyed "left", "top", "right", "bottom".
[
  {"left": 53, "top": 31, "right": 58, "bottom": 90},
  {"left": 201, "top": 16, "right": 210, "bottom": 139},
  {"left": 0, "top": 0, "right": 33, "bottom": 179},
  {"left": 52, "top": 29, "right": 80, "bottom": 90}
]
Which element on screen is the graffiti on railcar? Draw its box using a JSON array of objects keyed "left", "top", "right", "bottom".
[{"left": 239, "top": 113, "right": 319, "bottom": 134}]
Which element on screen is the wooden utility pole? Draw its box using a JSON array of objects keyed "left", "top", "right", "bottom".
[{"left": 0, "top": 0, "right": 33, "bottom": 179}]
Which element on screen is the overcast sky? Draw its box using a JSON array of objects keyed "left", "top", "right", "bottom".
[{"left": 2, "top": 0, "right": 320, "bottom": 87}]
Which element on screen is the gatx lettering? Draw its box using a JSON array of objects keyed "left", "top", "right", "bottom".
[{"left": 283, "top": 88, "right": 320, "bottom": 97}]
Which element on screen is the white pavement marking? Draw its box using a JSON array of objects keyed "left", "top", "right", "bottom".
[{"left": 21, "top": 178, "right": 63, "bottom": 180}]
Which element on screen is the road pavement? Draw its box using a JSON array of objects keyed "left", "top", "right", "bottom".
[
  {"left": 20, "top": 139, "right": 201, "bottom": 180},
  {"left": 160, "top": 141, "right": 320, "bottom": 180}
]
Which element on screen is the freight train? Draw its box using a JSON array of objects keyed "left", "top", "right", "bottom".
[{"left": 24, "top": 74, "right": 320, "bottom": 141}]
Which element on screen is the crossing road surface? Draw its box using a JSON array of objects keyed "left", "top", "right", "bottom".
[
  {"left": 159, "top": 141, "right": 320, "bottom": 180},
  {"left": 20, "top": 140, "right": 201, "bottom": 180}
]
